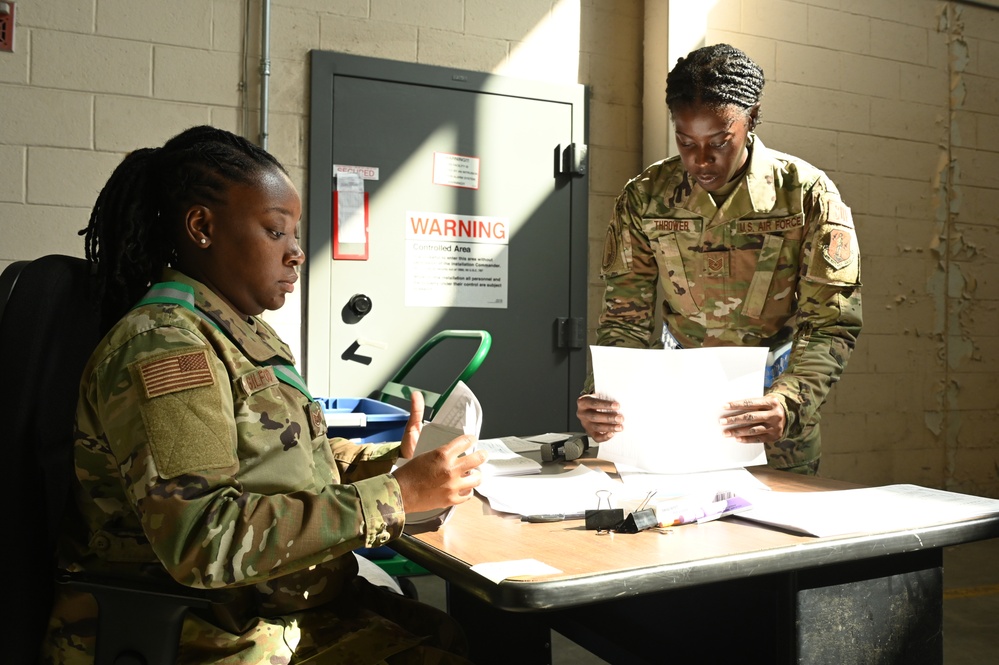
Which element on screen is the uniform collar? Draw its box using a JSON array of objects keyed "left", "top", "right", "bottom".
[
  {"left": 676, "top": 134, "right": 786, "bottom": 227},
  {"left": 159, "top": 268, "right": 295, "bottom": 364}
]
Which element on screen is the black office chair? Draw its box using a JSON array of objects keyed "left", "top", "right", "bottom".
[{"left": 1, "top": 255, "right": 216, "bottom": 665}]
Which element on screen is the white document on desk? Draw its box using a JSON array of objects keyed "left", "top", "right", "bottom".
[
  {"left": 476, "top": 437, "right": 542, "bottom": 476},
  {"left": 616, "top": 465, "right": 771, "bottom": 498},
  {"left": 475, "top": 465, "right": 647, "bottom": 516},
  {"left": 739, "top": 485, "right": 999, "bottom": 538},
  {"left": 590, "top": 346, "right": 769, "bottom": 473}
]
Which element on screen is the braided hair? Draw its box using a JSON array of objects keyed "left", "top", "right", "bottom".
[
  {"left": 665, "top": 44, "right": 765, "bottom": 124},
  {"left": 81, "top": 125, "right": 286, "bottom": 330}
]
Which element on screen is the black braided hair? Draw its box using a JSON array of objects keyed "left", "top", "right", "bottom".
[
  {"left": 81, "top": 125, "right": 286, "bottom": 330},
  {"left": 665, "top": 43, "right": 765, "bottom": 123}
]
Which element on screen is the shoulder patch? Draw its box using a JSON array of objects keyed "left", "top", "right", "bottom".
[
  {"left": 827, "top": 198, "right": 851, "bottom": 224},
  {"left": 601, "top": 218, "right": 633, "bottom": 278},
  {"left": 823, "top": 228, "right": 853, "bottom": 269},
  {"left": 137, "top": 349, "right": 215, "bottom": 398},
  {"left": 602, "top": 223, "right": 619, "bottom": 272}
]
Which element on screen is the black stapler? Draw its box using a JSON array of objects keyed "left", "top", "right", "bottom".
[{"left": 537, "top": 432, "right": 589, "bottom": 462}]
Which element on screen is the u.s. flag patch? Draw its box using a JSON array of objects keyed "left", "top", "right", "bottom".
[{"left": 138, "top": 349, "right": 215, "bottom": 398}]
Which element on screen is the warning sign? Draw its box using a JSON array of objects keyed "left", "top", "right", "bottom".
[
  {"left": 432, "top": 152, "right": 480, "bottom": 189},
  {"left": 405, "top": 211, "right": 509, "bottom": 309}
]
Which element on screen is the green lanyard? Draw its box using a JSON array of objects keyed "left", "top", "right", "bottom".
[{"left": 135, "top": 281, "right": 313, "bottom": 401}]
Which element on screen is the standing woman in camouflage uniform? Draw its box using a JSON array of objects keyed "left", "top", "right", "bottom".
[
  {"left": 578, "top": 44, "right": 862, "bottom": 474},
  {"left": 42, "top": 126, "right": 486, "bottom": 664}
]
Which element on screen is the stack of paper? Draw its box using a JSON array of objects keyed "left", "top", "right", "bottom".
[
  {"left": 475, "top": 437, "right": 542, "bottom": 476},
  {"left": 737, "top": 485, "right": 999, "bottom": 538},
  {"left": 475, "top": 465, "right": 648, "bottom": 517}
]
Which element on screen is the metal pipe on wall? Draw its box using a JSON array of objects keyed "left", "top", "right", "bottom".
[{"left": 260, "top": 0, "right": 271, "bottom": 149}]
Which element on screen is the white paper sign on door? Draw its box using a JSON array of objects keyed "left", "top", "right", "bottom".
[{"left": 405, "top": 211, "right": 509, "bottom": 309}]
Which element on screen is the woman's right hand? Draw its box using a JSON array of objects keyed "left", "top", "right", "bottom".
[
  {"left": 576, "top": 394, "right": 624, "bottom": 443},
  {"left": 392, "top": 435, "right": 487, "bottom": 514}
]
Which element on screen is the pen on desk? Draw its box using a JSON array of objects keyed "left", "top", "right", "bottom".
[
  {"left": 663, "top": 499, "right": 728, "bottom": 526},
  {"left": 660, "top": 496, "right": 751, "bottom": 527},
  {"left": 521, "top": 513, "right": 585, "bottom": 523}
]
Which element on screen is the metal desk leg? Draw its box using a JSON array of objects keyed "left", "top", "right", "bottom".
[{"left": 793, "top": 548, "right": 943, "bottom": 664}]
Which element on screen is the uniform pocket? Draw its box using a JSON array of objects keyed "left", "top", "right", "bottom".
[
  {"left": 652, "top": 234, "right": 700, "bottom": 316},
  {"left": 743, "top": 233, "right": 785, "bottom": 319}
]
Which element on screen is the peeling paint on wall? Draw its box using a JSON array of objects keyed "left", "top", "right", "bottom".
[
  {"left": 932, "top": 3, "right": 973, "bottom": 491},
  {"left": 931, "top": 3, "right": 997, "bottom": 495}
]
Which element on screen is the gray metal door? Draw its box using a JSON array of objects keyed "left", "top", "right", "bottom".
[{"left": 307, "top": 52, "right": 587, "bottom": 437}]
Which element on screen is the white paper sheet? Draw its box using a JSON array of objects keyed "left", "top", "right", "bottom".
[
  {"left": 475, "top": 437, "right": 542, "bottom": 476},
  {"left": 402, "top": 381, "right": 482, "bottom": 527},
  {"left": 335, "top": 172, "right": 366, "bottom": 243},
  {"left": 470, "top": 558, "right": 563, "bottom": 584},
  {"left": 590, "top": 346, "right": 769, "bottom": 473},
  {"left": 615, "top": 465, "right": 771, "bottom": 500},
  {"left": 737, "top": 485, "right": 999, "bottom": 538},
  {"left": 475, "top": 465, "right": 648, "bottom": 516}
]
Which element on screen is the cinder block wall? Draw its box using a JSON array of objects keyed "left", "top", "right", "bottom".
[
  {"left": 1, "top": 0, "right": 995, "bottom": 495},
  {"left": 702, "top": 1, "right": 998, "bottom": 495}
]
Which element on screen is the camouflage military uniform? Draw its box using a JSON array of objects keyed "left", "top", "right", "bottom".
[
  {"left": 591, "top": 135, "right": 862, "bottom": 472},
  {"left": 42, "top": 269, "right": 469, "bottom": 664}
]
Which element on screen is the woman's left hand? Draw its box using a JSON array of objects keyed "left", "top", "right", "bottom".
[
  {"left": 719, "top": 395, "right": 785, "bottom": 444},
  {"left": 399, "top": 391, "right": 425, "bottom": 459}
]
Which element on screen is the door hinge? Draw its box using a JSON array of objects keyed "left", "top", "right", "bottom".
[
  {"left": 555, "top": 143, "right": 587, "bottom": 177},
  {"left": 556, "top": 317, "right": 586, "bottom": 349}
]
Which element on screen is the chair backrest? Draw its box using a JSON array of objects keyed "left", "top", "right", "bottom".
[
  {"left": 0, "top": 259, "right": 28, "bottom": 322},
  {"left": 0, "top": 255, "right": 102, "bottom": 664},
  {"left": 375, "top": 329, "right": 492, "bottom": 417}
]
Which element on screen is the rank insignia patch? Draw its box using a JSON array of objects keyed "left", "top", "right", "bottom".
[
  {"left": 307, "top": 401, "right": 327, "bottom": 439},
  {"left": 704, "top": 252, "right": 729, "bottom": 277}
]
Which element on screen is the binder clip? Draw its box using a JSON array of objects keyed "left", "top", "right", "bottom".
[
  {"left": 585, "top": 490, "right": 623, "bottom": 533},
  {"left": 615, "top": 491, "right": 658, "bottom": 534},
  {"left": 615, "top": 509, "right": 658, "bottom": 533}
]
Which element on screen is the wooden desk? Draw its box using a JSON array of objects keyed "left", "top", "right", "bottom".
[{"left": 393, "top": 464, "right": 999, "bottom": 664}]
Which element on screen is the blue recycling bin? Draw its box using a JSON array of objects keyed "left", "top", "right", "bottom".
[
  {"left": 317, "top": 397, "right": 408, "bottom": 443},
  {"left": 317, "top": 397, "right": 422, "bottom": 571}
]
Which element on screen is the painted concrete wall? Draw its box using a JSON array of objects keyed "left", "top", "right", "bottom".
[{"left": 0, "top": 0, "right": 995, "bottom": 496}]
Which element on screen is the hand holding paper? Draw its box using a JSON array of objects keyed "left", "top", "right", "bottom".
[
  {"left": 393, "top": 435, "right": 483, "bottom": 514},
  {"left": 395, "top": 381, "right": 488, "bottom": 527},
  {"left": 591, "top": 346, "right": 769, "bottom": 473},
  {"left": 719, "top": 394, "right": 787, "bottom": 445}
]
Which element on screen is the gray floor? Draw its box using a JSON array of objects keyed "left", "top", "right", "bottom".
[{"left": 408, "top": 537, "right": 999, "bottom": 664}]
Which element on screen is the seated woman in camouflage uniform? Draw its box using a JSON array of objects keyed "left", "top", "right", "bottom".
[
  {"left": 42, "top": 126, "right": 486, "bottom": 664},
  {"left": 578, "top": 44, "right": 863, "bottom": 474}
]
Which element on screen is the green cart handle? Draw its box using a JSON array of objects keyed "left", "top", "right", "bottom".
[{"left": 377, "top": 329, "right": 492, "bottom": 416}]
